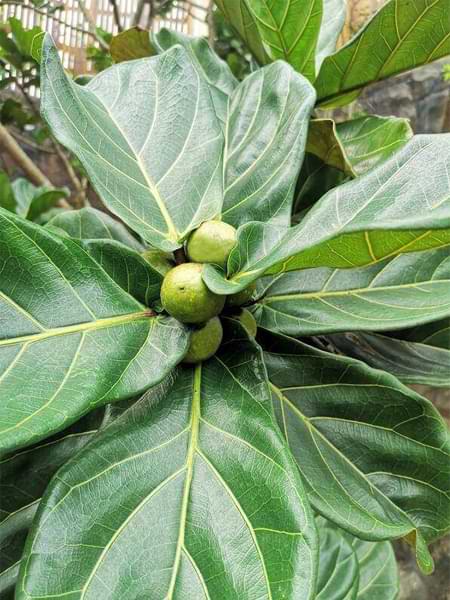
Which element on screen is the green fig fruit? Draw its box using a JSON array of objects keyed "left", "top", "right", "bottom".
[
  {"left": 235, "top": 308, "right": 257, "bottom": 338},
  {"left": 183, "top": 317, "right": 223, "bottom": 364},
  {"left": 227, "top": 282, "right": 257, "bottom": 307},
  {"left": 161, "top": 263, "right": 225, "bottom": 324},
  {"left": 186, "top": 220, "right": 237, "bottom": 269}
]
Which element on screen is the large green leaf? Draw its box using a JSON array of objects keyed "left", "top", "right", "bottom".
[
  {"left": 40, "top": 35, "right": 224, "bottom": 251},
  {"left": 151, "top": 29, "right": 237, "bottom": 126},
  {"left": 215, "top": 0, "right": 323, "bottom": 80},
  {"left": 84, "top": 239, "right": 163, "bottom": 307},
  {"left": 0, "top": 407, "right": 113, "bottom": 599},
  {"left": 315, "top": 0, "right": 346, "bottom": 71},
  {"left": 316, "top": 518, "right": 399, "bottom": 600},
  {"left": 18, "top": 332, "right": 318, "bottom": 599},
  {"left": 316, "top": 523, "right": 360, "bottom": 599},
  {"left": 203, "top": 135, "right": 450, "bottom": 294},
  {"left": 253, "top": 247, "right": 450, "bottom": 336},
  {"left": 306, "top": 116, "right": 413, "bottom": 177},
  {"left": 328, "top": 331, "right": 450, "bottom": 388},
  {"left": 221, "top": 61, "right": 316, "bottom": 227},
  {"left": 262, "top": 331, "right": 450, "bottom": 573},
  {"left": 214, "top": 0, "right": 269, "bottom": 65},
  {"left": 315, "top": 0, "right": 450, "bottom": 106},
  {"left": 351, "top": 537, "right": 398, "bottom": 600},
  {"left": 0, "top": 208, "right": 188, "bottom": 455},
  {"left": 47, "top": 207, "right": 143, "bottom": 250}
]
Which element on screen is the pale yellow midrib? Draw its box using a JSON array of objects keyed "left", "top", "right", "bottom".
[
  {"left": 0, "top": 311, "right": 151, "bottom": 348},
  {"left": 166, "top": 363, "right": 202, "bottom": 599}
]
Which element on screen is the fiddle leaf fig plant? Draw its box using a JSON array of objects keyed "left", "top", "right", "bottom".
[{"left": 1, "top": 2, "right": 450, "bottom": 597}]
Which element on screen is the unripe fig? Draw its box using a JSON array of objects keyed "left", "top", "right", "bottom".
[
  {"left": 227, "top": 282, "right": 257, "bottom": 307},
  {"left": 141, "top": 249, "right": 174, "bottom": 276},
  {"left": 183, "top": 317, "right": 223, "bottom": 364},
  {"left": 235, "top": 308, "right": 257, "bottom": 338},
  {"left": 186, "top": 220, "right": 237, "bottom": 268},
  {"left": 161, "top": 263, "right": 225, "bottom": 324}
]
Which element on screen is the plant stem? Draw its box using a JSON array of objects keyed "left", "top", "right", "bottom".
[
  {"left": 109, "top": 0, "right": 123, "bottom": 31},
  {"left": 0, "top": 122, "right": 71, "bottom": 208},
  {"left": 14, "top": 80, "right": 87, "bottom": 206},
  {"left": 77, "top": 0, "right": 109, "bottom": 50}
]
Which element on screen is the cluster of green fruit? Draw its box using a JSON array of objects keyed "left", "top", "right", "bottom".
[{"left": 152, "top": 220, "right": 256, "bottom": 364}]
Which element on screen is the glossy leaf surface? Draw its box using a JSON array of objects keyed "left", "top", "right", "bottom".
[
  {"left": 253, "top": 248, "right": 450, "bottom": 336},
  {"left": 328, "top": 332, "right": 450, "bottom": 388},
  {"left": 47, "top": 207, "right": 143, "bottom": 249},
  {"left": 221, "top": 61, "right": 316, "bottom": 227},
  {"left": 214, "top": 0, "right": 322, "bottom": 80},
  {"left": 263, "top": 331, "right": 450, "bottom": 573},
  {"left": 204, "top": 135, "right": 450, "bottom": 293},
  {"left": 18, "top": 333, "right": 318, "bottom": 600},
  {"left": 315, "top": 0, "right": 450, "bottom": 106},
  {"left": 0, "top": 209, "right": 188, "bottom": 454},
  {"left": 40, "top": 36, "right": 224, "bottom": 251}
]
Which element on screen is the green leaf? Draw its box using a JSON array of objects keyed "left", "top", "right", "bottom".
[
  {"left": 203, "top": 135, "right": 450, "bottom": 294},
  {"left": 316, "top": 523, "right": 360, "bottom": 600},
  {"left": 11, "top": 178, "right": 69, "bottom": 221},
  {"left": 316, "top": 518, "right": 400, "bottom": 600},
  {"left": 351, "top": 538, "right": 399, "bottom": 600},
  {"left": 400, "top": 317, "right": 450, "bottom": 348},
  {"left": 18, "top": 332, "right": 318, "bottom": 600},
  {"left": 151, "top": 29, "right": 238, "bottom": 126},
  {"left": 214, "top": 0, "right": 270, "bottom": 66},
  {"left": 40, "top": 35, "right": 224, "bottom": 251},
  {"left": 315, "top": 0, "right": 346, "bottom": 71},
  {"left": 306, "top": 116, "right": 413, "bottom": 177},
  {"left": 0, "top": 209, "right": 188, "bottom": 455},
  {"left": 315, "top": 0, "right": 450, "bottom": 106},
  {"left": 0, "top": 170, "right": 15, "bottom": 212},
  {"left": 47, "top": 207, "right": 143, "bottom": 250},
  {"left": 0, "top": 408, "right": 110, "bottom": 598},
  {"left": 328, "top": 331, "right": 450, "bottom": 388},
  {"left": 262, "top": 331, "right": 450, "bottom": 572},
  {"left": 253, "top": 247, "right": 450, "bottom": 336},
  {"left": 215, "top": 0, "right": 323, "bottom": 81},
  {"left": 110, "top": 27, "right": 155, "bottom": 63},
  {"left": 221, "top": 61, "right": 316, "bottom": 227},
  {"left": 112, "top": 28, "right": 238, "bottom": 127},
  {"left": 84, "top": 239, "right": 163, "bottom": 307},
  {"left": 9, "top": 17, "right": 42, "bottom": 59}
]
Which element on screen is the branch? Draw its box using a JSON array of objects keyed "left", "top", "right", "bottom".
[
  {"left": 77, "top": 0, "right": 109, "bottom": 50},
  {"left": 14, "top": 79, "right": 87, "bottom": 206},
  {"left": 108, "top": 0, "right": 123, "bottom": 32},
  {"left": 132, "top": 0, "right": 146, "bottom": 26},
  {"left": 0, "top": 123, "right": 71, "bottom": 208}
]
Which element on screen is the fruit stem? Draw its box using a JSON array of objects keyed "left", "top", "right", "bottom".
[{"left": 174, "top": 247, "right": 187, "bottom": 265}]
